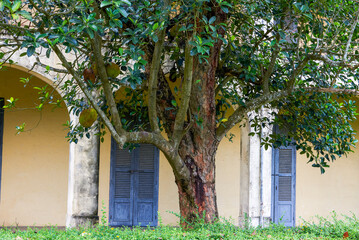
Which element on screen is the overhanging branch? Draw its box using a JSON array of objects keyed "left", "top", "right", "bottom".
[
  {"left": 51, "top": 44, "right": 126, "bottom": 147},
  {"left": 91, "top": 34, "right": 125, "bottom": 135},
  {"left": 303, "top": 87, "right": 359, "bottom": 95},
  {"left": 216, "top": 90, "right": 289, "bottom": 140}
]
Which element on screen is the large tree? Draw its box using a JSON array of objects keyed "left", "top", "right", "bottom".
[{"left": 1, "top": 0, "right": 359, "bottom": 224}]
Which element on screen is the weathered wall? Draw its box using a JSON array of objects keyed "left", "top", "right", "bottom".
[{"left": 0, "top": 68, "right": 69, "bottom": 226}]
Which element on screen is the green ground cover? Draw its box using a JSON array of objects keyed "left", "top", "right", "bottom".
[{"left": 0, "top": 213, "right": 358, "bottom": 239}]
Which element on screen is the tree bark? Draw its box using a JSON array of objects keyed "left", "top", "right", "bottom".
[
  {"left": 175, "top": 32, "right": 222, "bottom": 223},
  {"left": 176, "top": 137, "right": 219, "bottom": 223}
]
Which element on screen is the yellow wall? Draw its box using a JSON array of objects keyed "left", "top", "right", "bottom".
[
  {"left": 0, "top": 68, "right": 69, "bottom": 226},
  {"left": 216, "top": 128, "right": 241, "bottom": 224},
  {"left": 296, "top": 115, "right": 359, "bottom": 223}
]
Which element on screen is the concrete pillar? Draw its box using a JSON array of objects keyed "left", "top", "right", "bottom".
[
  {"left": 239, "top": 112, "right": 273, "bottom": 227},
  {"left": 261, "top": 117, "right": 273, "bottom": 226},
  {"left": 66, "top": 113, "right": 100, "bottom": 228}
]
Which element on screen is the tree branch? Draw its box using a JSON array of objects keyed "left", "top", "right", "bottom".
[
  {"left": 0, "top": 22, "right": 37, "bottom": 34},
  {"left": 148, "top": 1, "right": 168, "bottom": 133},
  {"left": 307, "top": 54, "right": 350, "bottom": 68},
  {"left": 216, "top": 90, "right": 289, "bottom": 140},
  {"left": 303, "top": 87, "right": 359, "bottom": 95},
  {"left": 51, "top": 44, "right": 127, "bottom": 147},
  {"left": 172, "top": 37, "right": 194, "bottom": 149},
  {"left": 35, "top": 56, "right": 68, "bottom": 73},
  {"left": 287, "top": 58, "right": 309, "bottom": 92},
  {"left": 215, "top": 75, "right": 234, "bottom": 95},
  {"left": 263, "top": 46, "right": 279, "bottom": 94},
  {"left": 344, "top": 10, "right": 359, "bottom": 62},
  {"left": 0, "top": 46, "right": 20, "bottom": 68},
  {"left": 91, "top": 33, "right": 125, "bottom": 135}
]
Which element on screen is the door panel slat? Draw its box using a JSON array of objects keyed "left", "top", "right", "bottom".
[
  {"left": 278, "top": 176, "right": 292, "bottom": 201},
  {"left": 279, "top": 149, "right": 292, "bottom": 174}
]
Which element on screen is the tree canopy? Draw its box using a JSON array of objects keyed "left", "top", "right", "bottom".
[{"left": 1, "top": 0, "right": 359, "bottom": 222}]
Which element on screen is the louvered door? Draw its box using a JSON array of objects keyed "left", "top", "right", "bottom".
[
  {"left": 272, "top": 145, "right": 296, "bottom": 227},
  {"left": 109, "top": 141, "right": 134, "bottom": 226},
  {"left": 109, "top": 141, "right": 159, "bottom": 226},
  {"left": 133, "top": 144, "right": 158, "bottom": 226}
]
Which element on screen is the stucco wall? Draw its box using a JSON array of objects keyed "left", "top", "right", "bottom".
[
  {"left": 0, "top": 68, "right": 69, "bottom": 226},
  {"left": 296, "top": 112, "right": 359, "bottom": 223}
]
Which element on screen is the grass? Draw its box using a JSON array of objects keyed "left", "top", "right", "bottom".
[{"left": 0, "top": 212, "right": 358, "bottom": 239}]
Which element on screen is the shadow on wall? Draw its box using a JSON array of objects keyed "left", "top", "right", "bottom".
[{"left": 0, "top": 67, "right": 70, "bottom": 226}]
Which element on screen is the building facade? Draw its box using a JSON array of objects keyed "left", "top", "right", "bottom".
[{"left": 0, "top": 54, "right": 358, "bottom": 228}]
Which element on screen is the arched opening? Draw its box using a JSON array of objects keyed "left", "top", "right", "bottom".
[{"left": 0, "top": 67, "right": 70, "bottom": 226}]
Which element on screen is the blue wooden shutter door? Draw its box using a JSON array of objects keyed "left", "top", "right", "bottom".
[
  {"left": 134, "top": 144, "right": 159, "bottom": 226},
  {"left": 109, "top": 142, "right": 159, "bottom": 226},
  {"left": 273, "top": 145, "right": 296, "bottom": 227},
  {"left": 109, "top": 141, "right": 134, "bottom": 226}
]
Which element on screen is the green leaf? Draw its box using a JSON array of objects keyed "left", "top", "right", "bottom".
[
  {"left": 66, "top": 37, "right": 78, "bottom": 46},
  {"left": 304, "top": 13, "right": 313, "bottom": 20},
  {"left": 27, "top": 46, "right": 35, "bottom": 57},
  {"left": 11, "top": 0, "right": 22, "bottom": 12},
  {"left": 46, "top": 48, "right": 51, "bottom": 58},
  {"left": 118, "top": 48, "right": 123, "bottom": 56},
  {"left": 171, "top": 100, "right": 177, "bottom": 107},
  {"left": 118, "top": 7, "right": 128, "bottom": 18},
  {"left": 221, "top": 7, "right": 229, "bottom": 13},
  {"left": 100, "top": 0, "right": 112, "bottom": 8},
  {"left": 208, "top": 16, "right": 216, "bottom": 24},
  {"left": 11, "top": 13, "right": 19, "bottom": 20},
  {"left": 179, "top": 26, "right": 187, "bottom": 32},
  {"left": 121, "top": 0, "right": 131, "bottom": 5},
  {"left": 18, "top": 10, "right": 32, "bottom": 20},
  {"left": 85, "top": 28, "right": 94, "bottom": 39},
  {"left": 89, "top": 24, "right": 98, "bottom": 32},
  {"left": 190, "top": 48, "right": 197, "bottom": 56}
]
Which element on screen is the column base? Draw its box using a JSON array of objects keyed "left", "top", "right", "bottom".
[
  {"left": 239, "top": 216, "right": 272, "bottom": 228},
  {"left": 66, "top": 215, "right": 99, "bottom": 228}
]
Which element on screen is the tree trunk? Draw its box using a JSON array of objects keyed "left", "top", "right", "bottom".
[
  {"left": 175, "top": 41, "right": 221, "bottom": 223},
  {"left": 155, "top": 3, "right": 227, "bottom": 225},
  {"left": 176, "top": 139, "right": 219, "bottom": 223}
]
